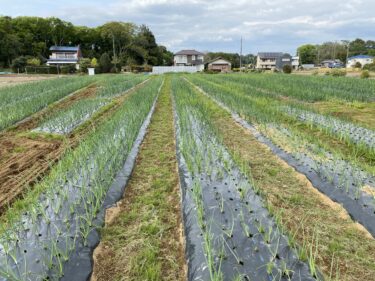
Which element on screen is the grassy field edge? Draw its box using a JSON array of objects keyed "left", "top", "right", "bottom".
[{"left": 92, "top": 76, "right": 186, "bottom": 281}]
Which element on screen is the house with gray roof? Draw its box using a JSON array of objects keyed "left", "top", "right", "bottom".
[
  {"left": 174, "top": 50, "right": 204, "bottom": 70},
  {"left": 256, "top": 52, "right": 292, "bottom": 70},
  {"left": 347, "top": 55, "right": 374, "bottom": 68},
  {"left": 46, "top": 45, "right": 82, "bottom": 69}
]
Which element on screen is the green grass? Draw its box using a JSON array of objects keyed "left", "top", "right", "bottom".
[
  {"left": 18, "top": 131, "right": 66, "bottom": 141},
  {"left": 94, "top": 76, "right": 185, "bottom": 281},
  {"left": 312, "top": 100, "right": 375, "bottom": 130}
]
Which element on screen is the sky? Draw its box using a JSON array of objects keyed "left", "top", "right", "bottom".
[{"left": 1, "top": 0, "right": 375, "bottom": 55}]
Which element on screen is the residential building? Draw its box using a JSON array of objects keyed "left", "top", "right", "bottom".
[
  {"left": 256, "top": 52, "right": 292, "bottom": 70},
  {"left": 206, "top": 57, "right": 232, "bottom": 72},
  {"left": 174, "top": 50, "right": 204, "bottom": 70},
  {"left": 347, "top": 55, "right": 374, "bottom": 68},
  {"left": 292, "top": 56, "right": 300, "bottom": 69},
  {"left": 46, "top": 46, "right": 82, "bottom": 68}
]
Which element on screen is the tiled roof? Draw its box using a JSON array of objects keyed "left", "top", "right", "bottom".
[
  {"left": 258, "top": 52, "right": 283, "bottom": 59},
  {"left": 348, "top": 55, "right": 373, "bottom": 59},
  {"left": 50, "top": 46, "right": 79, "bottom": 52},
  {"left": 175, "top": 49, "right": 204, "bottom": 56}
]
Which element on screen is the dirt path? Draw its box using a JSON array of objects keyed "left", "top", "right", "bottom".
[
  {"left": 92, "top": 77, "right": 186, "bottom": 281},
  {"left": 188, "top": 81, "right": 375, "bottom": 281}
]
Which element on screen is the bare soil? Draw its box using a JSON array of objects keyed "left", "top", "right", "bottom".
[
  {"left": 0, "top": 74, "right": 55, "bottom": 88},
  {"left": 0, "top": 134, "right": 64, "bottom": 212}
]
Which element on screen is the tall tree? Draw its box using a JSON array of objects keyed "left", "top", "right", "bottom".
[
  {"left": 297, "top": 44, "right": 317, "bottom": 64},
  {"left": 349, "top": 38, "right": 367, "bottom": 56},
  {"left": 0, "top": 16, "right": 173, "bottom": 68}
]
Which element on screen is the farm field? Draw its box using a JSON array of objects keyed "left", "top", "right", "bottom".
[
  {"left": 0, "top": 75, "right": 55, "bottom": 88},
  {"left": 0, "top": 73, "right": 374, "bottom": 281}
]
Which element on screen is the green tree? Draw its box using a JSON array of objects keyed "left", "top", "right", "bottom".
[
  {"left": 0, "top": 16, "right": 171, "bottom": 69},
  {"left": 349, "top": 38, "right": 367, "bottom": 56},
  {"left": 11, "top": 56, "right": 28, "bottom": 72},
  {"left": 79, "top": 58, "right": 91, "bottom": 73},
  {"left": 316, "top": 42, "right": 347, "bottom": 62},
  {"left": 297, "top": 44, "right": 317, "bottom": 64},
  {"left": 99, "top": 52, "right": 112, "bottom": 73},
  {"left": 91, "top": 57, "right": 98, "bottom": 67},
  {"left": 27, "top": 57, "right": 41, "bottom": 66},
  {"left": 100, "top": 22, "right": 136, "bottom": 70}
]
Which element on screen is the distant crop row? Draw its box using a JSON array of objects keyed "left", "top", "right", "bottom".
[
  {"left": 0, "top": 76, "right": 96, "bottom": 131},
  {"left": 205, "top": 73, "right": 375, "bottom": 102},
  {"left": 188, "top": 75, "right": 375, "bottom": 164},
  {"left": 34, "top": 75, "right": 149, "bottom": 135}
]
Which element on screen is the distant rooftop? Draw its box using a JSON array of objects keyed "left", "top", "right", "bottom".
[
  {"left": 348, "top": 55, "right": 373, "bottom": 59},
  {"left": 50, "top": 46, "right": 80, "bottom": 52},
  {"left": 175, "top": 49, "right": 204, "bottom": 56},
  {"left": 257, "top": 52, "right": 284, "bottom": 58}
]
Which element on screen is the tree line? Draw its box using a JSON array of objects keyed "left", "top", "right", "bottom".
[
  {"left": 0, "top": 16, "right": 174, "bottom": 71},
  {"left": 297, "top": 39, "right": 375, "bottom": 65}
]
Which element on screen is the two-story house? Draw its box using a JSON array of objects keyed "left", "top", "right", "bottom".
[
  {"left": 174, "top": 50, "right": 205, "bottom": 71},
  {"left": 256, "top": 52, "right": 292, "bottom": 70},
  {"left": 46, "top": 45, "right": 82, "bottom": 69}
]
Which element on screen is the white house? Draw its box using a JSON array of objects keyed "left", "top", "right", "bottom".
[
  {"left": 46, "top": 46, "right": 82, "bottom": 69},
  {"left": 347, "top": 55, "right": 374, "bottom": 68},
  {"left": 292, "top": 56, "right": 300, "bottom": 69},
  {"left": 174, "top": 50, "right": 204, "bottom": 71}
]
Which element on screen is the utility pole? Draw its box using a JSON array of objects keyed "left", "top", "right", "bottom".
[
  {"left": 112, "top": 35, "right": 118, "bottom": 72},
  {"left": 240, "top": 37, "right": 243, "bottom": 72},
  {"left": 346, "top": 42, "right": 350, "bottom": 66}
]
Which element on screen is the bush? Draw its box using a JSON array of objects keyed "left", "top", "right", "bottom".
[
  {"left": 27, "top": 57, "right": 41, "bottom": 67},
  {"left": 282, "top": 65, "right": 292, "bottom": 74},
  {"left": 110, "top": 66, "right": 119, "bottom": 73},
  {"left": 25, "top": 65, "right": 76, "bottom": 74},
  {"left": 79, "top": 58, "right": 91, "bottom": 73},
  {"left": 11, "top": 56, "right": 28, "bottom": 72},
  {"left": 360, "top": 70, "right": 370, "bottom": 79},
  {"left": 204, "top": 69, "right": 218, "bottom": 74},
  {"left": 354, "top": 62, "right": 362, "bottom": 68},
  {"left": 250, "top": 69, "right": 264, "bottom": 73},
  {"left": 91, "top": 58, "right": 98, "bottom": 68},
  {"left": 363, "top": 63, "right": 375, "bottom": 72},
  {"left": 330, "top": 69, "right": 346, "bottom": 77}
]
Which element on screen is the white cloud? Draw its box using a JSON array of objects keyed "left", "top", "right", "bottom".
[{"left": 1, "top": 0, "right": 375, "bottom": 54}]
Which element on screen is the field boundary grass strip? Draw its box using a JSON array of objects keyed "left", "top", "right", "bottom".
[
  {"left": 185, "top": 77, "right": 375, "bottom": 281},
  {"left": 91, "top": 76, "right": 186, "bottom": 281}
]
